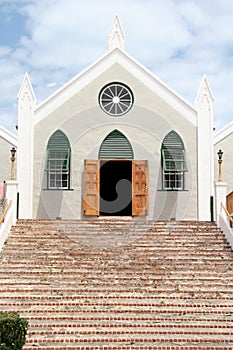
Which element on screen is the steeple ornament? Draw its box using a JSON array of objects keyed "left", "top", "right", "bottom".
[{"left": 108, "top": 14, "right": 125, "bottom": 50}]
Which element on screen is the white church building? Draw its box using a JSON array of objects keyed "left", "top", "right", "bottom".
[{"left": 14, "top": 15, "right": 223, "bottom": 222}]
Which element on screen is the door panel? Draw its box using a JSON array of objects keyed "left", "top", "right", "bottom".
[
  {"left": 132, "top": 160, "right": 148, "bottom": 216},
  {"left": 83, "top": 160, "right": 99, "bottom": 216}
]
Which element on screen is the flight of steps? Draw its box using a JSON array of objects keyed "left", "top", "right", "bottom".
[{"left": 0, "top": 219, "right": 233, "bottom": 349}]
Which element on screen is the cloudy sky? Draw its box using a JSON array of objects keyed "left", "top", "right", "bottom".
[{"left": 0, "top": 0, "right": 233, "bottom": 134}]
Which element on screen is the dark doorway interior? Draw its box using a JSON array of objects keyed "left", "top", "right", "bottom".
[{"left": 100, "top": 160, "right": 132, "bottom": 216}]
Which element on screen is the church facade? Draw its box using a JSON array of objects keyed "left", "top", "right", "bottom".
[{"left": 16, "top": 16, "right": 215, "bottom": 221}]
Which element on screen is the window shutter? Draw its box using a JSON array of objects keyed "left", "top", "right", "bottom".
[
  {"left": 162, "top": 131, "right": 188, "bottom": 172},
  {"left": 99, "top": 129, "right": 134, "bottom": 159},
  {"left": 47, "top": 130, "right": 70, "bottom": 150},
  {"left": 45, "top": 130, "right": 71, "bottom": 189}
]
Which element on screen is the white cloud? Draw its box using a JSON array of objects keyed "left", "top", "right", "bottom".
[{"left": 0, "top": 0, "right": 233, "bottom": 132}]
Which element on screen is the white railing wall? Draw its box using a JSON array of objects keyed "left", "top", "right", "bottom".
[
  {"left": 0, "top": 202, "right": 15, "bottom": 251},
  {"left": 218, "top": 204, "right": 233, "bottom": 249},
  {"left": 0, "top": 180, "right": 18, "bottom": 252}
]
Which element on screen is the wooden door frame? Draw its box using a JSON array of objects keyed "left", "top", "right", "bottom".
[{"left": 83, "top": 159, "right": 148, "bottom": 217}]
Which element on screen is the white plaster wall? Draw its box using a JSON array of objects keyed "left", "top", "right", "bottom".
[
  {"left": 0, "top": 137, "right": 16, "bottom": 182},
  {"left": 214, "top": 133, "right": 233, "bottom": 194},
  {"left": 33, "top": 64, "right": 197, "bottom": 220}
]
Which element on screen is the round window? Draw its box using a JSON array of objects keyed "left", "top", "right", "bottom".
[{"left": 99, "top": 82, "right": 134, "bottom": 116}]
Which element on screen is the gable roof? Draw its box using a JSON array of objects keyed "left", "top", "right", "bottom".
[
  {"left": 34, "top": 46, "right": 197, "bottom": 126},
  {"left": 0, "top": 125, "right": 17, "bottom": 147},
  {"left": 214, "top": 120, "right": 233, "bottom": 144}
]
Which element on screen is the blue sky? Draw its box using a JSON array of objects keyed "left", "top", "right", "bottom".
[{"left": 1, "top": 0, "right": 233, "bottom": 133}]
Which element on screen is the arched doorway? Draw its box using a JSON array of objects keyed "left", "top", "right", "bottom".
[
  {"left": 99, "top": 130, "right": 133, "bottom": 216},
  {"left": 83, "top": 130, "right": 148, "bottom": 217}
]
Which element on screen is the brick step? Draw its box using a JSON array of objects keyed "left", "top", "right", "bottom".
[
  {"left": 49, "top": 229, "right": 224, "bottom": 235},
  {"left": 2, "top": 293, "right": 233, "bottom": 302},
  {"left": 18, "top": 231, "right": 222, "bottom": 236},
  {"left": 1, "top": 281, "right": 233, "bottom": 291},
  {"left": 1, "top": 269, "right": 232, "bottom": 277},
  {"left": 22, "top": 333, "right": 233, "bottom": 345},
  {"left": 26, "top": 327, "right": 233, "bottom": 336},
  {"left": 2, "top": 282, "right": 233, "bottom": 293},
  {"left": 1, "top": 274, "right": 232, "bottom": 284},
  {"left": 2, "top": 261, "right": 232, "bottom": 269},
  {"left": 8, "top": 234, "right": 225, "bottom": 241},
  {"left": 1, "top": 261, "right": 232, "bottom": 269},
  {"left": 11, "top": 224, "right": 222, "bottom": 229},
  {"left": 4, "top": 307, "right": 233, "bottom": 316},
  {"left": 2, "top": 265, "right": 233, "bottom": 274},
  {"left": 7, "top": 241, "right": 228, "bottom": 248},
  {"left": 3, "top": 255, "right": 231, "bottom": 262},
  {"left": 2, "top": 286, "right": 233, "bottom": 295},
  {"left": 15, "top": 218, "right": 218, "bottom": 224},
  {"left": 2, "top": 252, "right": 232, "bottom": 260},
  {"left": 2, "top": 293, "right": 233, "bottom": 301},
  {"left": 26, "top": 321, "right": 233, "bottom": 330},
  {"left": 2, "top": 294, "right": 233, "bottom": 304},
  {"left": 0, "top": 299, "right": 233, "bottom": 314},
  {"left": 19, "top": 314, "right": 233, "bottom": 323},
  {"left": 9, "top": 228, "right": 224, "bottom": 233},
  {"left": 22, "top": 346, "right": 233, "bottom": 350},
  {"left": 4, "top": 243, "right": 231, "bottom": 251},
  {"left": 8, "top": 238, "right": 227, "bottom": 247}
]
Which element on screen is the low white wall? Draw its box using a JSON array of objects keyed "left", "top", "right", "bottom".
[
  {"left": 218, "top": 210, "right": 233, "bottom": 249},
  {"left": 0, "top": 203, "right": 15, "bottom": 251}
]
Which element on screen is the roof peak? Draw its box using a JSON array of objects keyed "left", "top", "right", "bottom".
[{"left": 108, "top": 13, "right": 125, "bottom": 51}]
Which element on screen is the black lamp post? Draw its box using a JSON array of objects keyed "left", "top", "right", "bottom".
[
  {"left": 10, "top": 147, "right": 16, "bottom": 180},
  {"left": 217, "top": 149, "right": 223, "bottom": 182}
]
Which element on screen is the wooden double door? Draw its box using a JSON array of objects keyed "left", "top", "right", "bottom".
[{"left": 83, "top": 160, "right": 148, "bottom": 216}]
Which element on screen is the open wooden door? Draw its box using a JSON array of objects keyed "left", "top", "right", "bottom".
[
  {"left": 83, "top": 160, "right": 99, "bottom": 216},
  {"left": 132, "top": 160, "right": 148, "bottom": 216}
]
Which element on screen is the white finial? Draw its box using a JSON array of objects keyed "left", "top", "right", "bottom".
[
  {"left": 195, "top": 74, "right": 214, "bottom": 109},
  {"left": 108, "top": 13, "right": 125, "bottom": 50},
  {"left": 17, "top": 72, "right": 36, "bottom": 104}
]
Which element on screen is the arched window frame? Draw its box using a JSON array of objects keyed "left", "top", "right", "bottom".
[
  {"left": 161, "top": 131, "right": 188, "bottom": 190},
  {"left": 45, "top": 130, "right": 71, "bottom": 189},
  {"left": 99, "top": 129, "right": 134, "bottom": 159}
]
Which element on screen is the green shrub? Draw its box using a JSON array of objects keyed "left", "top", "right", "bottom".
[
  {"left": 0, "top": 345, "right": 8, "bottom": 350},
  {"left": 0, "top": 312, "right": 28, "bottom": 350}
]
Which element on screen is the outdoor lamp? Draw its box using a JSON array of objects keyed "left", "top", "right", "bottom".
[
  {"left": 10, "top": 147, "right": 16, "bottom": 160},
  {"left": 10, "top": 147, "right": 16, "bottom": 180},
  {"left": 217, "top": 149, "right": 223, "bottom": 182},
  {"left": 217, "top": 149, "right": 223, "bottom": 161}
]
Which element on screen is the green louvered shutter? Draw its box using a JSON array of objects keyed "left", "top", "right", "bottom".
[
  {"left": 47, "top": 130, "right": 70, "bottom": 149},
  {"left": 45, "top": 130, "right": 71, "bottom": 189},
  {"left": 162, "top": 131, "right": 188, "bottom": 172},
  {"left": 99, "top": 130, "right": 134, "bottom": 159}
]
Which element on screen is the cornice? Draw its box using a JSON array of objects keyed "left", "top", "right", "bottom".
[
  {"left": 214, "top": 120, "right": 233, "bottom": 144},
  {"left": 0, "top": 125, "right": 17, "bottom": 146}
]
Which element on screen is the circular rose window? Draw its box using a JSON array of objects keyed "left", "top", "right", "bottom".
[{"left": 99, "top": 82, "right": 134, "bottom": 116}]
